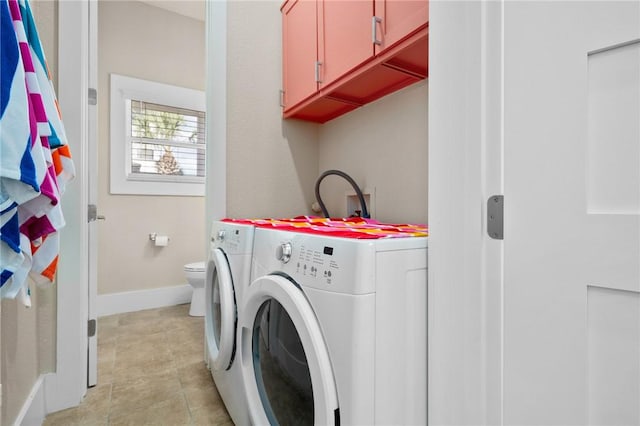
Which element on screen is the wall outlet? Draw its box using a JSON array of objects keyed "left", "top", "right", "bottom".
[{"left": 346, "top": 187, "right": 375, "bottom": 218}]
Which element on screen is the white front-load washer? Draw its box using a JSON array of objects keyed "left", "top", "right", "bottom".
[
  {"left": 239, "top": 226, "right": 428, "bottom": 425},
  {"left": 206, "top": 220, "right": 255, "bottom": 425}
]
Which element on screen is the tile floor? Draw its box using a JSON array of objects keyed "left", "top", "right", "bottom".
[{"left": 43, "top": 304, "right": 234, "bottom": 426}]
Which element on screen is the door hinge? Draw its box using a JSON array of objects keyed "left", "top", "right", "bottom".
[
  {"left": 487, "top": 195, "right": 504, "bottom": 240},
  {"left": 88, "top": 204, "right": 97, "bottom": 222},
  {"left": 88, "top": 319, "right": 96, "bottom": 337},
  {"left": 88, "top": 87, "right": 97, "bottom": 105},
  {"left": 88, "top": 204, "right": 105, "bottom": 222}
]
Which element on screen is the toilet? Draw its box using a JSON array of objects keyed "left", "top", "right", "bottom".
[{"left": 184, "top": 261, "right": 206, "bottom": 317}]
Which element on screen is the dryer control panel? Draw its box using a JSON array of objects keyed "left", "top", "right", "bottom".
[{"left": 210, "top": 221, "right": 255, "bottom": 255}]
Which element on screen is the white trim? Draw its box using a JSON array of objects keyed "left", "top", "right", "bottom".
[
  {"left": 109, "top": 74, "right": 206, "bottom": 196},
  {"left": 428, "top": 1, "right": 503, "bottom": 425},
  {"left": 14, "top": 375, "right": 45, "bottom": 426},
  {"left": 97, "top": 284, "right": 193, "bottom": 317},
  {"left": 205, "top": 0, "right": 227, "bottom": 244},
  {"left": 47, "top": 0, "right": 89, "bottom": 413}
]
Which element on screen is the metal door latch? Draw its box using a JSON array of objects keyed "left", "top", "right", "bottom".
[{"left": 487, "top": 195, "right": 504, "bottom": 240}]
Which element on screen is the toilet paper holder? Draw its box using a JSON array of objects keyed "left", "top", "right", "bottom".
[{"left": 149, "top": 233, "right": 169, "bottom": 243}]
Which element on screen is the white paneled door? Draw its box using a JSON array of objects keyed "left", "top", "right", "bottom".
[
  {"left": 430, "top": 1, "right": 639, "bottom": 424},
  {"left": 504, "top": 1, "right": 640, "bottom": 424}
]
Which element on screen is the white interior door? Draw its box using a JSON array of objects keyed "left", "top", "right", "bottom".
[
  {"left": 87, "top": 0, "right": 98, "bottom": 388},
  {"left": 504, "top": 1, "right": 640, "bottom": 424},
  {"left": 429, "top": 1, "right": 639, "bottom": 424}
]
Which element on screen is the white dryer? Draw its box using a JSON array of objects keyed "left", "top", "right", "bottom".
[
  {"left": 239, "top": 227, "right": 428, "bottom": 425},
  {"left": 206, "top": 220, "right": 255, "bottom": 425}
]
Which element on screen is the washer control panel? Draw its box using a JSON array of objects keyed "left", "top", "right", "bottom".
[
  {"left": 292, "top": 244, "right": 341, "bottom": 286},
  {"left": 257, "top": 229, "right": 376, "bottom": 295}
]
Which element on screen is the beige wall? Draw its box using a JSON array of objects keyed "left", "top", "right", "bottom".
[
  {"left": 1, "top": 2, "right": 59, "bottom": 424},
  {"left": 98, "top": 1, "right": 206, "bottom": 295},
  {"left": 225, "top": 1, "right": 319, "bottom": 218},
  {"left": 1, "top": 295, "right": 39, "bottom": 425},
  {"left": 30, "top": 0, "right": 57, "bottom": 87},
  {"left": 318, "top": 82, "right": 429, "bottom": 224},
  {"left": 223, "top": 1, "right": 427, "bottom": 223},
  {"left": 30, "top": 0, "right": 58, "bottom": 375}
]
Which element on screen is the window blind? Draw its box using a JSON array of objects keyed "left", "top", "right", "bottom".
[{"left": 130, "top": 100, "right": 206, "bottom": 178}]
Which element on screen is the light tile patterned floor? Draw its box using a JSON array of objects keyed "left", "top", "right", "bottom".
[{"left": 43, "top": 304, "right": 233, "bottom": 426}]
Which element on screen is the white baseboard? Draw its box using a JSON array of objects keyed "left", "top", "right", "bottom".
[
  {"left": 15, "top": 375, "right": 45, "bottom": 426},
  {"left": 97, "top": 284, "right": 192, "bottom": 317}
]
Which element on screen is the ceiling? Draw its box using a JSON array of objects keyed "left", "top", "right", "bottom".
[{"left": 138, "top": 0, "right": 205, "bottom": 22}]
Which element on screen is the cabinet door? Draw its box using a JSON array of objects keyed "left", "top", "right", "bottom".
[
  {"left": 282, "top": 0, "right": 319, "bottom": 110},
  {"left": 318, "top": 0, "right": 373, "bottom": 90},
  {"left": 373, "top": 0, "right": 428, "bottom": 55}
]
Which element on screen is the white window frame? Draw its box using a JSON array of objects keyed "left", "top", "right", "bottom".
[{"left": 110, "top": 74, "right": 206, "bottom": 196}]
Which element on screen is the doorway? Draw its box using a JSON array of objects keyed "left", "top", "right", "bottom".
[{"left": 54, "top": 0, "right": 207, "bottom": 412}]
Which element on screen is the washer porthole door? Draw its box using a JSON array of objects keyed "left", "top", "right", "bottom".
[
  {"left": 240, "top": 275, "right": 339, "bottom": 426},
  {"left": 205, "top": 248, "right": 236, "bottom": 371}
]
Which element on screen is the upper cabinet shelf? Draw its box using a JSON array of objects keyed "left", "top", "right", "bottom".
[{"left": 281, "top": 0, "right": 428, "bottom": 123}]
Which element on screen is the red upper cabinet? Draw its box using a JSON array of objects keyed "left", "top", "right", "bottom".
[
  {"left": 373, "top": 0, "right": 429, "bottom": 55},
  {"left": 282, "top": 0, "right": 428, "bottom": 123},
  {"left": 282, "top": 0, "right": 319, "bottom": 109},
  {"left": 318, "top": 1, "right": 372, "bottom": 89}
]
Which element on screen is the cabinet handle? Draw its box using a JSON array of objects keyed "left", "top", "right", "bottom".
[
  {"left": 315, "top": 61, "right": 322, "bottom": 83},
  {"left": 372, "top": 16, "right": 382, "bottom": 46},
  {"left": 279, "top": 89, "right": 285, "bottom": 108}
]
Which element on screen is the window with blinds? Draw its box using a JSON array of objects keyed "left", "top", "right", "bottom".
[
  {"left": 110, "top": 74, "right": 206, "bottom": 196},
  {"left": 129, "top": 100, "right": 206, "bottom": 180}
]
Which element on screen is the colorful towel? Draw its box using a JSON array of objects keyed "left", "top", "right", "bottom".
[
  {"left": 1, "top": 0, "right": 34, "bottom": 288},
  {"left": 0, "top": 0, "right": 74, "bottom": 302}
]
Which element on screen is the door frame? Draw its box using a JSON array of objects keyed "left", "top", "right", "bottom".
[
  {"left": 47, "top": 0, "right": 226, "bottom": 414},
  {"left": 86, "top": 0, "right": 98, "bottom": 388},
  {"left": 44, "top": 0, "right": 90, "bottom": 412},
  {"left": 428, "top": 1, "right": 503, "bottom": 424},
  {"left": 205, "top": 0, "right": 228, "bottom": 235}
]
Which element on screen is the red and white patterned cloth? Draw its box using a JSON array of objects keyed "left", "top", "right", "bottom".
[{"left": 223, "top": 216, "right": 428, "bottom": 239}]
